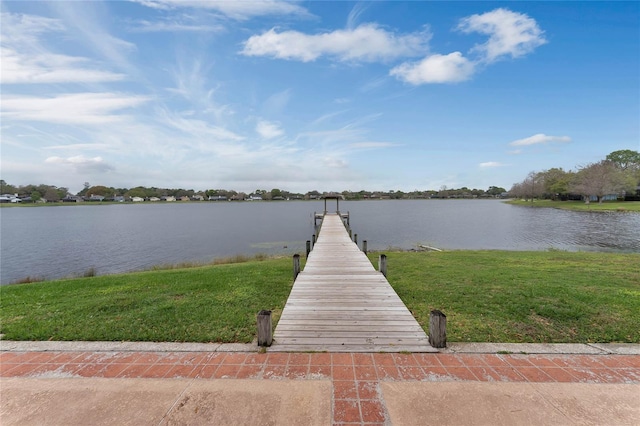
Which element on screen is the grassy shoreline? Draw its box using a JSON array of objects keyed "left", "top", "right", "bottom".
[
  {"left": 1, "top": 251, "right": 638, "bottom": 344},
  {"left": 506, "top": 199, "right": 640, "bottom": 212}
]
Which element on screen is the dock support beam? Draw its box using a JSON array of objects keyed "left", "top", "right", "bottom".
[
  {"left": 306, "top": 241, "right": 311, "bottom": 257},
  {"left": 362, "top": 240, "right": 367, "bottom": 254}
]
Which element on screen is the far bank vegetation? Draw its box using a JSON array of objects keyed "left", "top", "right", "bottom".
[{"left": 510, "top": 149, "right": 640, "bottom": 204}]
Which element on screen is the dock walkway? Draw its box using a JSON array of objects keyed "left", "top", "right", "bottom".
[{"left": 272, "top": 213, "right": 435, "bottom": 352}]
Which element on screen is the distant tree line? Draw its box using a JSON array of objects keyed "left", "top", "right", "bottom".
[
  {"left": 1, "top": 179, "right": 508, "bottom": 203},
  {"left": 510, "top": 149, "right": 640, "bottom": 204}
]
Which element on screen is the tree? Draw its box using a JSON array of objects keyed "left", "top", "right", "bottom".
[
  {"left": 125, "top": 187, "right": 147, "bottom": 199},
  {"left": 606, "top": 149, "right": 640, "bottom": 193},
  {"left": 537, "top": 168, "right": 572, "bottom": 199},
  {"left": 570, "top": 160, "right": 632, "bottom": 203},
  {"left": 509, "top": 172, "right": 544, "bottom": 201},
  {"left": 43, "top": 187, "right": 61, "bottom": 202},
  {"left": 486, "top": 186, "right": 506, "bottom": 197},
  {"left": 606, "top": 149, "right": 640, "bottom": 171},
  {"left": 86, "top": 186, "right": 114, "bottom": 197},
  {"left": 270, "top": 188, "right": 283, "bottom": 199},
  {"left": 1, "top": 180, "right": 17, "bottom": 194},
  {"left": 77, "top": 182, "right": 91, "bottom": 196},
  {"left": 57, "top": 187, "right": 69, "bottom": 199}
]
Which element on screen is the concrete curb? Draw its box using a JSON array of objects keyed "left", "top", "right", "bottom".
[
  {"left": 442, "top": 342, "right": 640, "bottom": 355},
  {"left": 2, "top": 340, "right": 638, "bottom": 355},
  {"left": 0, "top": 341, "right": 257, "bottom": 353}
]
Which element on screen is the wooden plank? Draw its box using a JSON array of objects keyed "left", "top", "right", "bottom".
[
  {"left": 273, "top": 337, "right": 430, "bottom": 345},
  {"left": 274, "top": 330, "right": 428, "bottom": 338},
  {"left": 275, "top": 325, "right": 425, "bottom": 332}
]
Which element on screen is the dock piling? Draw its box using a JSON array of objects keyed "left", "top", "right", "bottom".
[
  {"left": 293, "top": 254, "right": 301, "bottom": 279},
  {"left": 379, "top": 254, "right": 387, "bottom": 277},
  {"left": 429, "top": 310, "right": 447, "bottom": 348},
  {"left": 257, "top": 310, "right": 273, "bottom": 347}
]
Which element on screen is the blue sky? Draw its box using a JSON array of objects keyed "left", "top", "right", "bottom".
[{"left": 1, "top": 1, "right": 638, "bottom": 194}]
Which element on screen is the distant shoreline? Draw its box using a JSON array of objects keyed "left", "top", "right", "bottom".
[{"left": 3, "top": 198, "right": 639, "bottom": 213}]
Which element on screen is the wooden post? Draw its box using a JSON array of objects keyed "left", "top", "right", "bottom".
[
  {"left": 363, "top": 240, "right": 367, "bottom": 254},
  {"left": 293, "top": 254, "right": 300, "bottom": 279},
  {"left": 312, "top": 234, "right": 316, "bottom": 247},
  {"left": 429, "top": 310, "right": 447, "bottom": 348},
  {"left": 257, "top": 310, "right": 272, "bottom": 347},
  {"left": 306, "top": 240, "right": 311, "bottom": 257},
  {"left": 379, "top": 254, "right": 387, "bottom": 277},
  {"left": 354, "top": 234, "right": 358, "bottom": 245},
  {"left": 349, "top": 229, "right": 352, "bottom": 239}
]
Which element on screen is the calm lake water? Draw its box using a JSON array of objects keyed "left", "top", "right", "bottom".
[{"left": 1, "top": 200, "right": 639, "bottom": 284}]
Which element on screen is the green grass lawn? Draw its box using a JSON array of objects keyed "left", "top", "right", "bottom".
[
  {"left": 376, "top": 251, "right": 640, "bottom": 343},
  {"left": 0, "top": 258, "right": 295, "bottom": 343},
  {"left": 2, "top": 251, "right": 638, "bottom": 344},
  {"left": 506, "top": 199, "right": 640, "bottom": 212}
]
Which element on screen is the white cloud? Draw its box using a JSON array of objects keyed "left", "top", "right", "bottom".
[
  {"left": 349, "top": 142, "right": 396, "bottom": 149},
  {"left": 347, "top": 2, "right": 371, "bottom": 30},
  {"left": 241, "top": 24, "right": 430, "bottom": 63},
  {"left": 46, "top": 2, "right": 138, "bottom": 76},
  {"left": 390, "top": 52, "right": 475, "bottom": 84},
  {"left": 262, "top": 89, "right": 292, "bottom": 115},
  {"left": 45, "top": 155, "right": 114, "bottom": 172},
  {"left": 323, "top": 157, "right": 348, "bottom": 168},
  {"left": 256, "top": 120, "right": 284, "bottom": 139},
  {"left": 0, "top": 12, "right": 65, "bottom": 44},
  {"left": 1, "top": 93, "right": 151, "bottom": 124},
  {"left": 479, "top": 161, "right": 504, "bottom": 168},
  {"left": 133, "top": 0, "right": 309, "bottom": 20},
  {"left": 389, "top": 8, "right": 546, "bottom": 86},
  {"left": 1, "top": 47, "right": 125, "bottom": 84},
  {"left": 0, "top": 12, "right": 126, "bottom": 84},
  {"left": 509, "top": 133, "right": 571, "bottom": 146},
  {"left": 458, "top": 8, "right": 546, "bottom": 63},
  {"left": 129, "top": 18, "right": 224, "bottom": 33}
]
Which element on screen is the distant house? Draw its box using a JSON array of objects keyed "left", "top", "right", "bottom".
[
  {"left": 179, "top": 196, "right": 190, "bottom": 202},
  {"left": 248, "top": 194, "right": 263, "bottom": 201},
  {"left": 113, "top": 196, "right": 125, "bottom": 202},
  {"left": 1, "top": 194, "right": 19, "bottom": 203},
  {"left": 62, "top": 195, "right": 83, "bottom": 203},
  {"left": 208, "top": 195, "right": 227, "bottom": 201},
  {"left": 149, "top": 197, "right": 161, "bottom": 202},
  {"left": 191, "top": 195, "right": 205, "bottom": 201},
  {"left": 87, "top": 194, "right": 105, "bottom": 202},
  {"left": 131, "top": 197, "right": 144, "bottom": 202},
  {"left": 162, "top": 196, "right": 176, "bottom": 202}
]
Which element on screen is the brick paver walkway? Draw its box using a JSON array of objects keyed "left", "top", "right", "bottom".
[{"left": 2, "top": 351, "right": 639, "bottom": 425}]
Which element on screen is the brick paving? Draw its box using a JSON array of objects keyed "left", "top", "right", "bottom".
[{"left": 2, "top": 351, "right": 639, "bottom": 425}]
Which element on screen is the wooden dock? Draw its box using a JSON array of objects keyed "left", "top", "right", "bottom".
[{"left": 271, "top": 213, "right": 435, "bottom": 352}]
